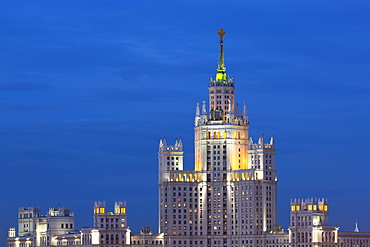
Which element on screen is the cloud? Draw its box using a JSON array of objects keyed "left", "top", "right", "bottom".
[{"left": 0, "top": 81, "right": 53, "bottom": 91}]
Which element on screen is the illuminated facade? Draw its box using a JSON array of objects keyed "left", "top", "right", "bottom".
[
  {"left": 6, "top": 30, "right": 370, "bottom": 247},
  {"left": 158, "top": 29, "right": 277, "bottom": 247},
  {"left": 81, "top": 201, "right": 131, "bottom": 246},
  {"left": 288, "top": 199, "right": 370, "bottom": 247},
  {"left": 157, "top": 30, "right": 370, "bottom": 247},
  {"left": 289, "top": 199, "right": 338, "bottom": 247},
  {"left": 7, "top": 203, "right": 160, "bottom": 247},
  {"left": 7, "top": 207, "right": 78, "bottom": 247},
  {"left": 7, "top": 200, "right": 370, "bottom": 247}
]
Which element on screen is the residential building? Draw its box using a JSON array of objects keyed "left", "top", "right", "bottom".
[
  {"left": 158, "top": 29, "right": 277, "bottom": 247},
  {"left": 6, "top": 30, "right": 370, "bottom": 247},
  {"left": 7, "top": 207, "right": 77, "bottom": 247}
]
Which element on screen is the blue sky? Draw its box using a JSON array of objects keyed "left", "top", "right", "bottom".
[{"left": 1, "top": 0, "right": 369, "bottom": 242}]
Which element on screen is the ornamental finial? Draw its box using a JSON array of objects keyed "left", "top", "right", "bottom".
[{"left": 218, "top": 29, "right": 226, "bottom": 39}]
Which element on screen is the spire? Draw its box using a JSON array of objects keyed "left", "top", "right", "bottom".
[
  {"left": 258, "top": 134, "right": 265, "bottom": 144},
  {"left": 258, "top": 136, "right": 262, "bottom": 144},
  {"left": 243, "top": 101, "right": 248, "bottom": 123},
  {"left": 202, "top": 100, "right": 207, "bottom": 115},
  {"left": 270, "top": 135, "right": 274, "bottom": 145},
  {"left": 215, "top": 29, "right": 229, "bottom": 83},
  {"left": 243, "top": 101, "right": 247, "bottom": 116},
  {"left": 217, "top": 29, "right": 226, "bottom": 72},
  {"left": 210, "top": 29, "right": 234, "bottom": 86},
  {"left": 159, "top": 137, "right": 164, "bottom": 152},
  {"left": 354, "top": 220, "right": 360, "bottom": 232},
  {"left": 195, "top": 102, "right": 200, "bottom": 117}
]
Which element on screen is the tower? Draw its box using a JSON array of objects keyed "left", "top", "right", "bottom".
[
  {"left": 158, "top": 137, "right": 184, "bottom": 181},
  {"left": 289, "top": 198, "right": 338, "bottom": 247},
  {"left": 92, "top": 201, "right": 130, "bottom": 246},
  {"left": 17, "top": 206, "right": 41, "bottom": 236},
  {"left": 158, "top": 29, "right": 277, "bottom": 247},
  {"left": 8, "top": 228, "right": 16, "bottom": 238}
]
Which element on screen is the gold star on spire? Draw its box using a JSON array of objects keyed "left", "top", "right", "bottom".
[{"left": 218, "top": 29, "right": 226, "bottom": 39}]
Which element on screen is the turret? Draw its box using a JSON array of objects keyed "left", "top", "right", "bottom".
[
  {"left": 8, "top": 228, "right": 15, "bottom": 238},
  {"left": 248, "top": 134, "right": 276, "bottom": 176},
  {"left": 94, "top": 201, "right": 106, "bottom": 215},
  {"left": 114, "top": 201, "right": 127, "bottom": 215},
  {"left": 17, "top": 206, "right": 41, "bottom": 237},
  {"left": 158, "top": 137, "right": 184, "bottom": 181}
]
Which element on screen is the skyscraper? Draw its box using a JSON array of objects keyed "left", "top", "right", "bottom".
[
  {"left": 158, "top": 29, "right": 277, "bottom": 247},
  {"left": 6, "top": 29, "right": 370, "bottom": 247}
]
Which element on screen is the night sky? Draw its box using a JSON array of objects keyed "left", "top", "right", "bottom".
[{"left": 1, "top": 0, "right": 369, "bottom": 243}]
